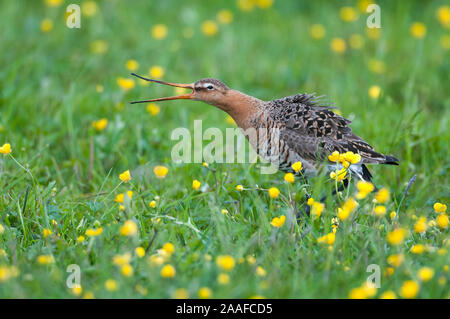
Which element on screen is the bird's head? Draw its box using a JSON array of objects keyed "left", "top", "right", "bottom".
[{"left": 130, "top": 73, "right": 230, "bottom": 109}]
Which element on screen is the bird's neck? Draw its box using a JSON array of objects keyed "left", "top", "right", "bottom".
[{"left": 214, "top": 90, "right": 265, "bottom": 130}]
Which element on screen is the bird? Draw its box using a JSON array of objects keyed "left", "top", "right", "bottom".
[{"left": 130, "top": 73, "right": 399, "bottom": 203}]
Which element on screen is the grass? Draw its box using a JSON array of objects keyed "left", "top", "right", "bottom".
[{"left": 0, "top": 0, "right": 449, "bottom": 298}]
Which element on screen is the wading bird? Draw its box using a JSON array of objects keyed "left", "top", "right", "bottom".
[{"left": 130, "top": 74, "right": 398, "bottom": 211}]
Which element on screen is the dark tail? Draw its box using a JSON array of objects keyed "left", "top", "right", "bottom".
[{"left": 383, "top": 155, "right": 399, "bottom": 165}]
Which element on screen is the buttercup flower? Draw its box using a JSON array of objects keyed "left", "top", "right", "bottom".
[
  {"left": 270, "top": 215, "right": 286, "bottom": 228},
  {"left": 43, "top": 228, "right": 53, "bottom": 238},
  {"left": 151, "top": 24, "right": 168, "bottom": 39},
  {"left": 317, "top": 232, "right": 335, "bottom": 245},
  {"left": 216, "top": 255, "right": 235, "bottom": 271},
  {"left": 330, "top": 167, "right": 347, "bottom": 182},
  {"left": 146, "top": 103, "right": 160, "bottom": 116},
  {"left": 119, "top": 170, "right": 131, "bottom": 183},
  {"left": 201, "top": 20, "right": 218, "bottom": 36},
  {"left": 198, "top": 287, "right": 212, "bottom": 299},
  {"left": 37, "top": 255, "right": 55, "bottom": 265},
  {"left": 161, "top": 264, "right": 176, "bottom": 278},
  {"left": 379, "top": 291, "right": 397, "bottom": 299},
  {"left": 433, "top": 202, "right": 447, "bottom": 213},
  {"left": 121, "top": 264, "right": 133, "bottom": 277},
  {"left": 436, "top": 214, "right": 448, "bottom": 229},
  {"left": 410, "top": 244, "right": 425, "bottom": 254},
  {"left": 135, "top": 247, "right": 145, "bottom": 258},
  {"left": 399, "top": 280, "right": 419, "bottom": 299},
  {"left": 217, "top": 10, "right": 233, "bottom": 24},
  {"left": 0, "top": 143, "right": 11, "bottom": 155},
  {"left": 117, "top": 77, "right": 135, "bottom": 91},
  {"left": 105, "top": 279, "right": 118, "bottom": 291},
  {"left": 291, "top": 161, "right": 302, "bottom": 172},
  {"left": 387, "top": 254, "right": 404, "bottom": 267},
  {"left": 162, "top": 242, "right": 175, "bottom": 255},
  {"left": 40, "top": 19, "right": 53, "bottom": 32},
  {"left": 81, "top": 1, "right": 98, "bottom": 17},
  {"left": 374, "top": 188, "right": 389, "bottom": 203},
  {"left": 374, "top": 205, "right": 386, "bottom": 217},
  {"left": 255, "top": 266, "right": 267, "bottom": 277},
  {"left": 268, "top": 187, "right": 280, "bottom": 198},
  {"left": 125, "top": 59, "right": 139, "bottom": 71},
  {"left": 417, "top": 267, "right": 434, "bottom": 282},
  {"left": 217, "top": 273, "right": 230, "bottom": 285},
  {"left": 114, "top": 191, "right": 133, "bottom": 203},
  {"left": 310, "top": 24, "right": 326, "bottom": 39},
  {"left": 120, "top": 220, "right": 138, "bottom": 236},
  {"left": 340, "top": 7, "right": 359, "bottom": 22},
  {"left": 311, "top": 202, "right": 325, "bottom": 218},
  {"left": 113, "top": 253, "right": 131, "bottom": 266},
  {"left": 154, "top": 166, "right": 168, "bottom": 179},
  {"left": 437, "top": 6, "right": 450, "bottom": 28},
  {"left": 192, "top": 179, "right": 201, "bottom": 190},
  {"left": 356, "top": 180, "right": 374, "bottom": 199},
  {"left": 368, "top": 85, "right": 381, "bottom": 99},
  {"left": 85, "top": 227, "right": 103, "bottom": 237},
  {"left": 410, "top": 22, "right": 426, "bottom": 38},
  {"left": 284, "top": 173, "right": 295, "bottom": 183},
  {"left": 92, "top": 118, "right": 108, "bottom": 131},
  {"left": 45, "top": 0, "right": 63, "bottom": 7},
  {"left": 330, "top": 38, "right": 346, "bottom": 54},
  {"left": 387, "top": 228, "right": 406, "bottom": 246},
  {"left": 414, "top": 217, "right": 427, "bottom": 233},
  {"left": 149, "top": 66, "right": 164, "bottom": 79},
  {"left": 149, "top": 200, "right": 157, "bottom": 208}
]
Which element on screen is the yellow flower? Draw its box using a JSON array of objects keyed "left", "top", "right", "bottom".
[
  {"left": 237, "top": 0, "right": 255, "bottom": 11},
  {"left": 114, "top": 191, "right": 133, "bottom": 203},
  {"left": 81, "top": 1, "right": 98, "bottom": 17},
  {"left": 125, "top": 59, "right": 139, "bottom": 71},
  {"left": 146, "top": 103, "right": 160, "bottom": 116},
  {"left": 149, "top": 66, "right": 164, "bottom": 79},
  {"left": 311, "top": 202, "right": 325, "bottom": 218},
  {"left": 368, "top": 59, "right": 385, "bottom": 74},
  {"left": 368, "top": 85, "right": 381, "bottom": 99},
  {"left": 268, "top": 187, "right": 280, "bottom": 198},
  {"left": 317, "top": 232, "right": 336, "bottom": 245},
  {"left": 256, "top": 0, "right": 274, "bottom": 9},
  {"left": 173, "top": 288, "right": 189, "bottom": 299},
  {"left": 410, "top": 244, "right": 425, "bottom": 254},
  {"left": 236, "top": 184, "right": 243, "bottom": 191},
  {"left": 151, "top": 24, "right": 168, "bottom": 39},
  {"left": 135, "top": 247, "right": 146, "bottom": 258},
  {"left": 40, "top": 19, "right": 53, "bottom": 33},
  {"left": 161, "top": 264, "right": 176, "bottom": 278},
  {"left": 216, "top": 255, "right": 235, "bottom": 271},
  {"left": 291, "top": 161, "right": 302, "bottom": 172},
  {"left": 340, "top": 7, "right": 359, "bottom": 22},
  {"left": 437, "top": 6, "right": 450, "bottom": 28},
  {"left": 201, "top": 20, "right": 219, "bottom": 37},
  {"left": 309, "top": 24, "right": 326, "bottom": 39},
  {"left": 45, "top": 0, "right": 63, "bottom": 7},
  {"left": 113, "top": 253, "right": 131, "bottom": 266},
  {"left": 117, "top": 77, "right": 135, "bottom": 91},
  {"left": 105, "top": 279, "right": 118, "bottom": 291},
  {"left": 192, "top": 179, "right": 201, "bottom": 190},
  {"left": 399, "top": 280, "right": 419, "bottom": 299},
  {"left": 390, "top": 211, "right": 396, "bottom": 220},
  {"left": 284, "top": 173, "right": 294, "bottom": 183},
  {"left": 217, "top": 10, "right": 233, "bottom": 24},
  {"left": 349, "top": 34, "right": 364, "bottom": 49},
  {"left": 417, "top": 267, "right": 434, "bottom": 282},
  {"left": 387, "top": 254, "right": 404, "bottom": 267},
  {"left": 255, "top": 266, "right": 267, "bottom": 277},
  {"left": 379, "top": 290, "right": 397, "bottom": 299},
  {"left": 433, "top": 202, "right": 447, "bottom": 213},
  {"left": 71, "top": 285, "right": 83, "bottom": 296},
  {"left": 374, "top": 188, "right": 389, "bottom": 203},
  {"left": 120, "top": 220, "right": 138, "bottom": 236},
  {"left": 328, "top": 151, "right": 340, "bottom": 162},
  {"left": 0, "top": 143, "right": 11, "bottom": 155},
  {"left": 162, "top": 242, "right": 175, "bottom": 255},
  {"left": 221, "top": 209, "right": 228, "bottom": 215},
  {"left": 217, "top": 273, "right": 230, "bottom": 285},
  {"left": 342, "top": 151, "right": 361, "bottom": 164},
  {"left": 77, "top": 235, "right": 85, "bottom": 243},
  {"left": 414, "top": 217, "right": 427, "bottom": 233},
  {"left": 90, "top": 40, "right": 108, "bottom": 54},
  {"left": 356, "top": 180, "right": 374, "bottom": 199},
  {"left": 330, "top": 167, "right": 347, "bottom": 182},
  {"left": 270, "top": 215, "right": 286, "bottom": 228},
  {"left": 436, "top": 214, "right": 448, "bottom": 229},
  {"left": 366, "top": 28, "right": 381, "bottom": 39},
  {"left": 410, "top": 22, "right": 426, "bottom": 39},
  {"left": 0, "top": 224, "right": 4, "bottom": 235},
  {"left": 92, "top": 118, "right": 108, "bottom": 131},
  {"left": 247, "top": 255, "right": 256, "bottom": 265},
  {"left": 85, "top": 227, "right": 102, "bottom": 237},
  {"left": 338, "top": 197, "right": 358, "bottom": 221},
  {"left": 149, "top": 200, "right": 157, "bottom": 208},
  {"left": 374, "top": 205, "right": 386, "bottom": 217},
  {"left": 307, "top": 198, "right": 315, "bottom": 206},
  {"left": 119, "top": 170, "right": 131, "bottom": 183},
  {"left": 43, "top": 228, "right": 53, "bottom": 238},
  {"left": 121, "top": 264, "right": 133, "bottom": 277},
  {"left": 330, "top": 38, "right": 346, "bottom": 54},
  {"left": 348, "top": 287, "right": 367, "bottom": 299},
  {"left": 198, "top": 287, "right": 212, "bottom": 299},
  {"left": 154, "top": 165, "right": 168, "bottom": 179},
  {"left": 37, "top": 255, "right": 55, "bottom": 265},
  {"left": 387, "top": 228, "right": 406, "bottom": 246}
]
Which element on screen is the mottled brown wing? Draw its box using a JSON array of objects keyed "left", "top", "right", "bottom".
[{"left": 268, "top": 94, "right": 389, "bottom": 164}]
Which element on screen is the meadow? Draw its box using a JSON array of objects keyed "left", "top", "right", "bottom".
[{"left": 0, "top": 0, "right": 448, "bottom": 299}]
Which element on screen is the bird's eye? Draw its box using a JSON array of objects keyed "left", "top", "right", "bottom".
[{"left": 207, "top": 85, "right": 214, "bottom": 90}]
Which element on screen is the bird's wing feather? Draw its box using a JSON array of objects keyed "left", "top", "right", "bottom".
[{"left": 268, "top": 93, "right": 390, "bottom": 164}]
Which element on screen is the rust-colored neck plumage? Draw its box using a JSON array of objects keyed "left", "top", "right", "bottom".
[{"left": 206, "top": 90, "right": 264, "bottom": 130}]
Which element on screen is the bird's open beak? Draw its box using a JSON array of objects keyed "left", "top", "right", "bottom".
[{"left": 130, "top": 73, "right": 195, "bottom": 104}]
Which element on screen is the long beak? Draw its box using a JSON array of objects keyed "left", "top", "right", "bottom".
[{"left": 130, "top": 73, "right": 195, "bottom": 104}]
